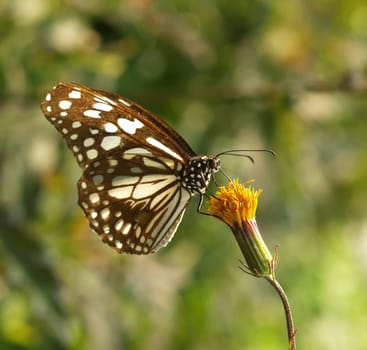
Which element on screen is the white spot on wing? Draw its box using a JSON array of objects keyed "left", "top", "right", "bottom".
[
  {"left": 84, "top": 109, "right": 101, "bottom": 119},
  {"left": 117, "top": 117, "right": 144, "bottom": 135},
  {"left": 92, "top": 175, "right": 104, "bottom": 185},
  {"left": 101, "top": 208, "right": 110, "bottom": 220},
  {"left": 86, "top": 149, "right": 98, "bottom": 159},
  {"left": 69, "top": 90, "right": 81, "bottom": 99},
  {"left": 104, "top": 122, "right": 118, "bottom": 133},
  {"left": 100, "top": 136, "right": 121, "bottom": 151},
  {"left": 108, "top": 159, "right": 118, "bottom": 166},
  {"left": 89, "top": 193, "right": 100, "bottom": 204},
  {"left": 122, "top": 223, "right": 132, "bottom": 235},
  {"left": 72, "top": 121, "right": 81, "bottom": 128},
  {"left": 45, "top": 93, "right": 51, "bottom": 101},
  {"left": 115, "top": 218, "right": 124, "bottom": 231},
  {"left": 92, "top": 102, "right": 113, "bottom": 112},
  {"left": 115, "top": 241, "right": 123, "bottom": 249},
  {"left": 118, "top": 98, "right": 132, "bottom": 107},
  {"left": 59, "top": 100, "right": 72, "bottom": 110},
  {"left": 146, "top": 137, "right": 183, "bottom": 161},
  {"left": 83, "top": 137, "right": 95, "bottom": 147}
]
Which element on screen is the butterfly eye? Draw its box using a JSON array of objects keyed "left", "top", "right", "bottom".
[{"left": 41, "top": 82, "right": 220, "bottom": 254}]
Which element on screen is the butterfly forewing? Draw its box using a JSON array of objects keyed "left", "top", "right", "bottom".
[
  {"left": 41, "top": 82, "right": 219, "bottom": 254},
  {"left": 41, "top": 83, "right": 196, "bottom": 169}
]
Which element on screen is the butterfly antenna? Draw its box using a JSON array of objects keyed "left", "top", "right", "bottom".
[
  {"left": 216, "top": 149, "right": 276, "bottom": 159},
  {"left": 196, "top": 193, "right": 210, "bottom": 216}
]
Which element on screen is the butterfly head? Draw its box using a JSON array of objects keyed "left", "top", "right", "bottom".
[{"left": 181, "top": 156, "right": 221, "bottom": 195}]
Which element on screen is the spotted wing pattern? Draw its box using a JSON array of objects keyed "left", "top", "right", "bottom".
[
  {"left": 77, "top": 155, "right": 191, "bottom": 254},
  {"left": 41, "top": 82, "right": 196, "bottom": 254}
]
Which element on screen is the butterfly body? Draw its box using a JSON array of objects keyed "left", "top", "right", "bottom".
[{"left": 41, "top": 82, "right": 220, "bottom": 254}]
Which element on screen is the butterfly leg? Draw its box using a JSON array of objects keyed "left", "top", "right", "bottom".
[{"left": 195, "top": 193, "right": 214, "bottom": 217}]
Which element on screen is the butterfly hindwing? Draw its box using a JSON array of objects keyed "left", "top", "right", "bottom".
[{"left": 76, "top": 153, "right": 191, "bottom": 254}]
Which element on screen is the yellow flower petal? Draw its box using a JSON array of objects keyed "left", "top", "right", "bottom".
[{"left": 208, "top": 179, "right": 263, "bottom": 227}]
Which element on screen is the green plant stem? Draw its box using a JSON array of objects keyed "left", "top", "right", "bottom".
[{"left": 265, "top": 276, "right": 297, "bottom": 350}]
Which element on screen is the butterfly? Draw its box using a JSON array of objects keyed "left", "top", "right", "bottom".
[{"left": 41, "top": 82, "right": 221, "bottom": 254}]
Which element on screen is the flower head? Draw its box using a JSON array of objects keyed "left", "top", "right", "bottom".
[
  {"left": 209, "top": 179, "right": 273, "bottom": 276},
  {"left": 208, "top": 179, "right": 262, "bottom": 226}
]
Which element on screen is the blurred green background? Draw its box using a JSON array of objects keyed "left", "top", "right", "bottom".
[{"left": 1, "top": 1, "right": 367, "bottom": 349}]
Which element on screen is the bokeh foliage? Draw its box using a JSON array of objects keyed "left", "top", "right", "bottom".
[{"left": 1, "top": 0, "right": 367, "bottom": 349}]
